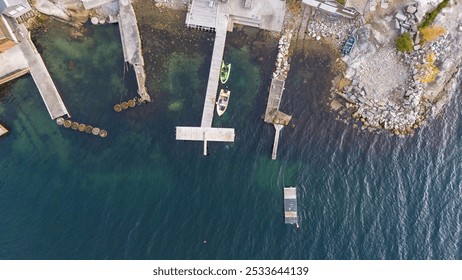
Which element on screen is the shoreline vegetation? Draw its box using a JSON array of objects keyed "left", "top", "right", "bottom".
[{"left": 22, "top": 0, "right": 462, "bottom": 136}]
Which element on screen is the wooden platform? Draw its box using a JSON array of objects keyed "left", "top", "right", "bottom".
[
  {"left": 284, "top": 186, "right": 298, "bottom": 224},
  {"left": 176, "top": 126, "right": 235, "bottom": 155},
  {"left": 264, "top": 78, "right": 291, "bottom": 125},
  {"left": 176, "top": 126, "right": 235, "bottom": 142},
  {"left": 186, "top": 0, "right": 218, "bottom": 30}
]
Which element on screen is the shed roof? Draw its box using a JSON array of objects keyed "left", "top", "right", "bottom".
[{"left": 1, "top": 0, "right": 31, "bottom": 15}]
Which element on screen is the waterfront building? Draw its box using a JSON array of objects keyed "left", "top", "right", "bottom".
[
  {"left": 302, "top": 0, "right": 361, "bottom": 19},
  {"left": 0, "top": 0, "right": 32, "bottom": 19}
]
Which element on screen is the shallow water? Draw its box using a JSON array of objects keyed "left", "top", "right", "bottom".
[{"left": 0, "top": 20, "right": 461, "bottom": 260}]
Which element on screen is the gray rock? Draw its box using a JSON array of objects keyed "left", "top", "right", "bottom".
[
  {"left": 414, "top": 44, "right": 421, "bottom": 51},
  {"left": 401, "top": 23, "right": 411, "bottom": 29},
  {"left": 407, "top": 6, "right": 417, "bottom": 14},
  {"left": 395, "top": 12, "right": 407, "bottom": 21},
  {"left": 395, "top": 19, "right": 401, "bottom": 29}
]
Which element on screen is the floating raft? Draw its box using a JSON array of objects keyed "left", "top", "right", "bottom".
[
  {"left": 113, "top": 98, "right": 144, "bottom": 112},
  {"left": 57, "top": 119, "right": 108, "bottom": 138},
  {"left": 284, "top": 186, "right": 298, "bottom": 225}
]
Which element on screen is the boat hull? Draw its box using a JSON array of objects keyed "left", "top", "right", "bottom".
[
  {"left": 216, "top": 89, "right": 230, "bottom": 116},
  {"left": 220, "top": 61, "right": 231, "bottom": 84}
]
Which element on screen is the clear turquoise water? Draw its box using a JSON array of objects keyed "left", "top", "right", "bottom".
[{"left": 0, "top": 21, "right": 461, "bottom": 260}]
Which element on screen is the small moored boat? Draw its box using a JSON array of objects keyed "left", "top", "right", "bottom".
[
  {"left": 220, "top": 61, "right": 231, "bottom": 84},
  {"left": 216, "top": 89, "right": 230, "bottom": 116},
  {"left": 341, "top": 35, "right": 356, "bottom": 55}
]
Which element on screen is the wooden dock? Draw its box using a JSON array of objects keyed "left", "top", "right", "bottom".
[
  {"left": 176, "top": 126, "right": 235, "bottom": 155},
  {"left": 186, "top": 0, "right": 217, "bottom": 30},
  {"left": 118, "top": 0, "right": 151, "bottom": 102},
  {"left": 284, "top": 186, "right": 298, "bottom": 225},
  {"left": 175, "top": 11, "right": 234, "bottom": 155},
  {"left": 264, "top": 78, "right": 291, "bottom": 125},
  {"left": 15, "top": 23, "right": 70, "bottom": 119},
  {"left": 200, "top": 13, "right": 229, "bottom": 127}
]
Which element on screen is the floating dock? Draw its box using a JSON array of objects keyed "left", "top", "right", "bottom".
[
  {"left": 0, "top": 124, "right": 8, "bottom": 137},
  {"left": 283, "top": 186, "right": 298, "bottom": 225}
]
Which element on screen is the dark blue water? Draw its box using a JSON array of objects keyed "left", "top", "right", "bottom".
[{"left": 0, "top": 20, "right": 461, "bottom": 260}]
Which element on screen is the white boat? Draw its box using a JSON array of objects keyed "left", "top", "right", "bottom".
[{"left": 216, "top": 89, "right": 230, "bottom": 116}]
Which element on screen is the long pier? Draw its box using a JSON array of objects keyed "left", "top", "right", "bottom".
[
  {"left": 176, "top": 4, "right": 235, "bottom": 155},
  {"left": 15, "top": 23, "right": 70, "bottom": 119},
  {"left": 118, "top": 0, "right": 151, "bottom": 102},
  {"left": 201, "top": 13, "right": 229, "bottom": 127}
]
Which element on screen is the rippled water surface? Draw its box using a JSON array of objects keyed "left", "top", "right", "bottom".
[{"left": 0, "top": 21, "right": 461, "bottom": 259}]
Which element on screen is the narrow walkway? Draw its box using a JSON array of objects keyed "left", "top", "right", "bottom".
[
  {"left": 201, "top": 13, "right": 229, "bottom": 127},
  {"left": 15, "top": 23, "right": 70, "bottom": 119},
  {"left": 118, "top": 0, "right": 151, "bottom": 102}
]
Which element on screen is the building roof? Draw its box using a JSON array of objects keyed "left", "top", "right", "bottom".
[
  {"left": 302, "top": 0, "right": 361, "bottom": 18},
  {"left": 344, "top": 0, "right": 368, "bottom": 14},
  {"left": 0, "top": 0, "right": 31, "bottom": 17}
]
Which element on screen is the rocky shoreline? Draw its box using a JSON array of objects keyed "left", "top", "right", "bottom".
[{"left": 327, "top": 0, "right": 462, "bottom": 135}]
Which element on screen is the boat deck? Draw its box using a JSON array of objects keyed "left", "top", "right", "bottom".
[{"left": 284, "top": 186, "right": 298, "bottom": 224}]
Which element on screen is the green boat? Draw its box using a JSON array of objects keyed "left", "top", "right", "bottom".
[{"left": 220, "top": 61, "right": 231, "bottom": 84}]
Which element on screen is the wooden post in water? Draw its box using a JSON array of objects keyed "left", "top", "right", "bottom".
[
  {"left": 203, "top": 131, "right": 207, "bottom": 156},
  {"left": 272, "top": 124, "right": 284, "bottom": 160}
]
